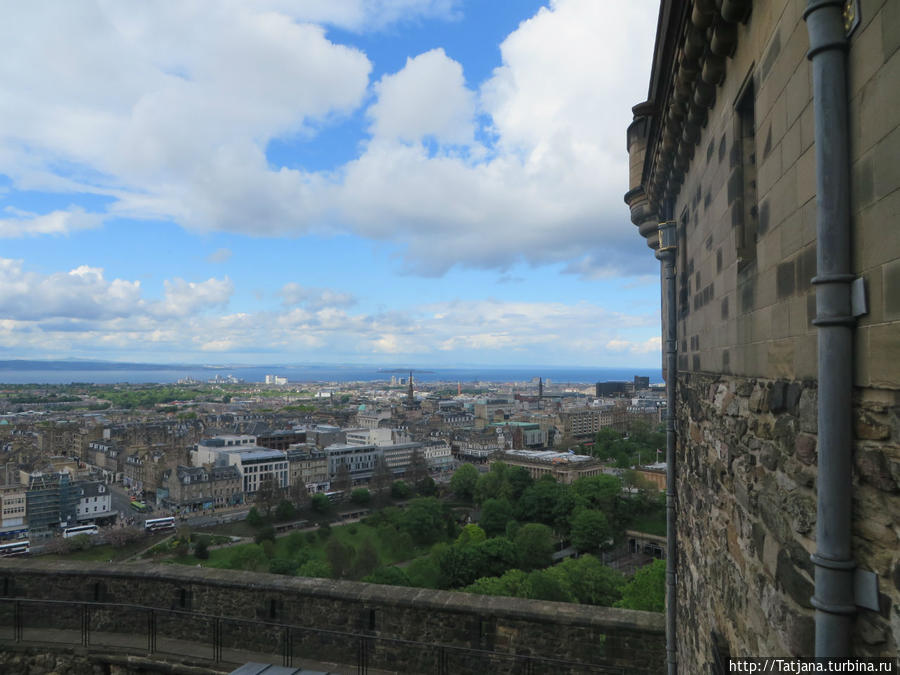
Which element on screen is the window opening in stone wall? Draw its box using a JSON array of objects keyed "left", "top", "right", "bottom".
[{"left": 733, "top": 76, "right": 758, "bottom": 270}]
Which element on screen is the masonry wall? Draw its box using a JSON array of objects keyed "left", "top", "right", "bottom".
[
  {"left": 631, "top": 0, "right": 900, "bottom": 670},
  {"left": 0, "top": 560, "right": 666, "bottom": 674}
]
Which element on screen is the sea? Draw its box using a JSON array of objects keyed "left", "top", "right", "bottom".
[{"left": 0, "top": 362, "right": 662, "bottom": 386}]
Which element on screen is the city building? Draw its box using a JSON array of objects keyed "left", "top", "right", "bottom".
[
  {"left": 160, "top": 465, "right": 242, "bottom": 511},
  {"left": 0, "top": 484, "right": 28, "bottom": 540},
  {"left": 74, "top": 481, "right": 114, "bottom": 523},
  {"left": 494, "top": 450, "right": 604, "bottom": 484},
  {"left": 626, "top": 0, "right": 899, "bottom": 665},
  {"left": 286, "top": 445, "right": 330, "bottom": 494}
]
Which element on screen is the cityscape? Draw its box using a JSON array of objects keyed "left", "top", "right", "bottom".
[{"left": 0, "top": 0, "right": 898, "bottom": 674}]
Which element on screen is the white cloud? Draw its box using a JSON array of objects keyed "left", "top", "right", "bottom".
[
  {"left": 206, "top": 248, "right": 233, "bottom": 264},
  {"left": 155, "top": 278, "right": 234, "bottom": 318},
  {"left": 0, "top": 0, "right": 659, "bottom": 278},
  {"left": 0, "top": 259, "right": 141, "bottom": 321},
  {"left": 369, "top": 49, "right": 476, "bottom": 145},
  {"left": 279, "top": 283, "right": 357, "bottom": 310},
  {"left": 0, "top": 207, "right": 104, "bottom": 238}
]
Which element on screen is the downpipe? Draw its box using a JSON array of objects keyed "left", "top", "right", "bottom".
[
  {"left": 804, "top": 0, "right": 856, "bottom": 657},
  {"left": 657, "top": 214, "right": 678, "bottom": 675}
]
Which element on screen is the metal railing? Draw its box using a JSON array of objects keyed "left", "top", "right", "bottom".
[{"left": 0, "top": 597, "right": 625, "bottom": 674}]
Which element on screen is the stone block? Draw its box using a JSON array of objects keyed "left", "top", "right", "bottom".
[
  {"left": 799, "top": 388, "right": 817, "bottom": 434},
  {"left": 775, "top": 548, "right": 813, "bottom": 609},
  {"left": 883, "top": 259, "right": 900, "bottom": 321},
  {"left": 869, "top": 323, "right": 900, "bottom": 388},
  {"left": 767, "top": 338, "right": 795, "bottom": 379},
  {"left": 884, "top": 0, "right": 900, "bottom": 61},
  {"left": 785, "top": 64, "right": 811, "bottom": 129},
  {"left": 855, "top": 448, "right": 899, "bottom": 492},
  {"left": 794, "top": 433, "right": 817, "bottom": 465},
  {"left": 873, "top": 124, "right": 900, "bottom": 201},
  {"left": 848, "top": 7, "right": 885, "bottom": 99},
  {"left": 854, "top": 47, "right": 900, "bottom": 155}
]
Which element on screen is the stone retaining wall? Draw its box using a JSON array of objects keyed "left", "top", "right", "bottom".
[{"left": 0, "top": 559, "right": 665, "bottom": 674}]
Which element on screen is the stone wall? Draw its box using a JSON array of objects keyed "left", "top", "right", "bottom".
[
  {"left": 675, "top": 372, "right": 899, "bottom": 671},
  {"left": 0, "top": 560, "right": 665, "bottom": 674}
]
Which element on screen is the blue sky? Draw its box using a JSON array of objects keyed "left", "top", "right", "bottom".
[{"left": 0, "top": 0, "right": 661, "bottom": 367}]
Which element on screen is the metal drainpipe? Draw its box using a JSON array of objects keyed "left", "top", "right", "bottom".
[
  {"left": 804, "top": 0, "right": 856, "bottom": 657},
  {"left": 657, "top": 212, "right": 678, "bottom": 675}
]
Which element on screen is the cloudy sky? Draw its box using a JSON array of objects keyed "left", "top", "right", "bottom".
[{"left": 0, "top": 0, "right": 660, "bottom": 367}]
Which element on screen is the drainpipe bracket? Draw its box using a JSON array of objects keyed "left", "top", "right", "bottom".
[
  {"left": 854, "top": 568, "right": 880, "bottom": 612},
  {"left": 851, "top": 276, "right": 868, "bottom": 317}
]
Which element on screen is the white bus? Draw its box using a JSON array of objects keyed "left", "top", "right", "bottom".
[
  {"left": 0, "top": 540, "right": 29, "bottom": 557},
  {"left": 144, "top": 517, "right": 176, "bottom": 533},
  {"left": 62, "top": 524, "right": 99, "bottom": 539}
]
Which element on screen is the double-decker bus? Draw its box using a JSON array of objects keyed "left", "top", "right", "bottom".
[
  {"left": 0, "top": 540, "right": 29, "bottom": 557},
  {"left": 144, "top": 517, "right": 176, "bottom": 533},
  {"left": 62, "top": 524, "right": 99, "bottom": 538},
  {"left": 130, "top": 500, "right": 149, "bottom": 513}
]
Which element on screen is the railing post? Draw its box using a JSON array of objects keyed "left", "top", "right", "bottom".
[
  {"left": 283, "top": 625, "right": 292, "bottom": 667},
  {"left": 81, "top": 604, "right": 89, "bottom": 647},
  {"left": 14, "top": 600, "right": 21, "bottom": 642}
]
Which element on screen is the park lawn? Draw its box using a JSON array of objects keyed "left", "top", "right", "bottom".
[{"left": 175, "top": 521, "right": 434, "bottom": 577}]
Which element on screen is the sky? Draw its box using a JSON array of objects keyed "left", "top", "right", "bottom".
[{"left": 0, "top": 0, "right": 661, "bottom": 368}]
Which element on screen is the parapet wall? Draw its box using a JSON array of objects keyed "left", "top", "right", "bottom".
[{"left": 0, "top": 559, "right": 665, "bottom": 674}]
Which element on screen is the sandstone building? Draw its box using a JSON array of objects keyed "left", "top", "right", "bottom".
[{"left": 626, "top": 0, "right": 898, "bottom": 668}]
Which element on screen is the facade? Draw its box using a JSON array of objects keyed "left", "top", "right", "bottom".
[
  {"left": 325, "top": 443, "right": 383, "bottom": 484},
  {"left": 75, "top": 481, "right": 113, "bottom": 522},
  {"left": 493, "top": 450, "right": 604, "bottom": 484},
  {"left": 0, "top": 484, "right": 27, "bottom": 540},
  {"left": 230, "top": 450, "right": 289, "bottom": 494},
  {"left": 626, "top": 0, "right": 899, "bottom": 666},
  {"left": 23, "top": 471, "right": 79, "bottom": 530},
  {"left": 256, "top": 429, "right": 306, "bottom": 451},
  {"left": 286, "top": 445, "right": 330, "bottom": 493},
  {"left": 161, "top": 465, "right": 242, "bottom": 510}
]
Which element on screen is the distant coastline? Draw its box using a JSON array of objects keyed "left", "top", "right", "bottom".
[{"left": 0, "top": 360, "right": 662, "bottom": 386}]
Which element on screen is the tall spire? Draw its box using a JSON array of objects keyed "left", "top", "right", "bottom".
[
  {"left": 538, "top": 377, "right": 543, "bottom": 398},
  {"left": 407, "top": 370, "right": 415, "bottom": 404}
]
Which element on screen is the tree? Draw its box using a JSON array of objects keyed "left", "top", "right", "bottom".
[
  {"left": 332, "top": 463, "right": 351, "bottom": 494},
  {"left": 571, "top": 474, "right": 622, "bottom": 513},
  {"left": 474, "top": 462, "right": 511, "bottom": 504},
  {"left": 407, "top": 449, "right": 428, "bottom": 489},
  {"left": 615, "top": 559, "right": 666, "bottom": 612},
  {"left": 310, "top": 492, "right": 330, "bottom": 513},
  {"left": 350, "top": 488, "right": 371, "bottom": 505},
  {"left": 555, "top": 555, "right": 624, "bottom": 606},
  {"left": 436, "top": 543, "right": 482, "bottom": 588},
  {"left": 269, "top": 558, "right": 298, "bottom": 575},
  {"left": 255, "top": 473, "right": 281, "bottom": 517},
  {"left": 455, "top": 524, "right": 486, "bottom": 547},
  {"left": 450, "top": 463, "right": 479, "bottom": 501},
  {"left": 352, "top": 539, "right": 380, "bottom": 579},
  {"left": 298, "top": 559, "right": 332, "bottom": 578},
  {"left": 569, "top": 509, "right": 613, "bottom": 554},
  {"left": 391, "top": 480, "right": 411, "bottom": 500},
  {"left": 326, "top": 538, "right": 355, "bottom": 578},
  {"left": 416, "top": 474, "right": 436, "bottom": 496},
  {"left": 194, "top": 538, "right": 210, "bottom": 560},
  {"left": 506, "top": 466, "right": 534, "bottom": 500},
  {"left": 369, "top": 456, "right": 393, "bottom": 505},
  {"left": 463, "top": 569, "right": 528, "bottom": 598},
  {"left": 275, "top": 499, "right": 298, "bottom": 521},
  {"left": 514, "top": 523, "right": 555, "bottom": 571},
  {"left": 478, "top": 498, "right": 514, "bottom": 537},
  {"left": 516, "top": 478, "right": 576, "bottom": 532},
  {"left": 246, "top": 506, "right": 264, "bottom": 528},
  {"left": 254, "top": 524, "right": 276, "bottom": 544},
  {"left": 364, "top": 566, "right": 411, "bottom": 587},
  {"left": 521, "top": 568, "right": 576, "bottom": 603},
  {"left": 472, "top": 537, "right": 519, "bottom": 579},
  {"left": 288, "top": 481, "right": 309, "bottom": 509},
  {"left": 399, "top": 497, "right": 447, "bottom": 545}
]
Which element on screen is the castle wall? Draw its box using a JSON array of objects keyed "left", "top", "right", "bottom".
[{"left": 0, "top": 560, "right": 666, "bottom": 674}]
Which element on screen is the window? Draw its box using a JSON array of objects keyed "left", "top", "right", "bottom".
[{"left": 733, "top": 74, "right": 758, "bottom": 268}]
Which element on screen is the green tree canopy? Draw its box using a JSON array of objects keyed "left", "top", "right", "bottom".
[
  {"left": 449, "top": 463, "right": 479, "bottom": 501},
  {"left": 399, "top": 497, "right": 447, "bottom": 545},
  {"left": 569, "top": 509, "right": 613, "bottom": 554},
  {"left": 514, "top": 523, "right": 555, "bottom": 571},
  {"left": 615, "top": 558, "right": 666, "bottom": 613},
  {"left": 364, "top": 566, "right": 411, "bottom": 587},
  {"left": 456, "top": 523, "right": 487, "bottom": 547},
  {"left": 478, "top": 497, "right": 514, "bottom": 537},
  {"left": 555, "top": 555, "right": 624, "bottom": 606}
]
